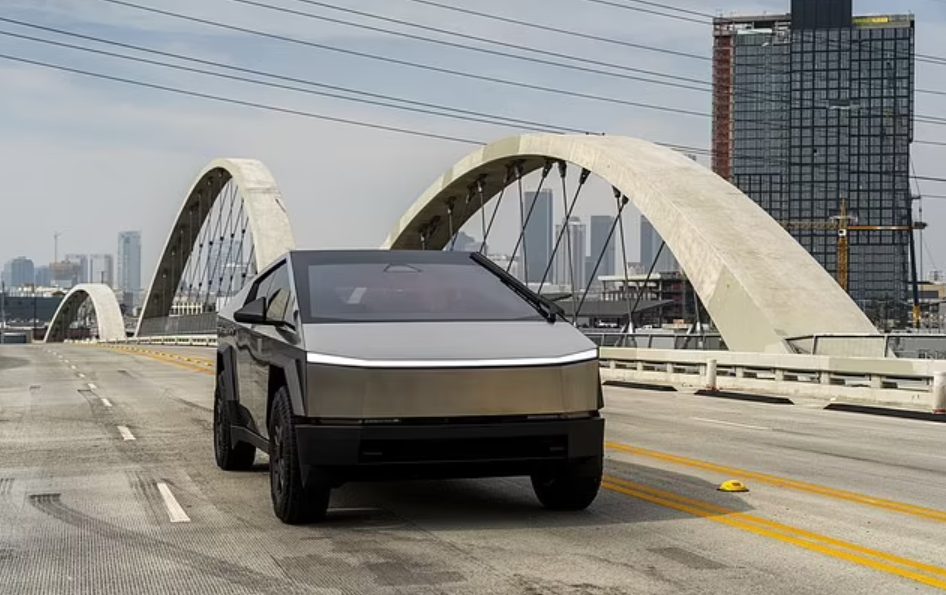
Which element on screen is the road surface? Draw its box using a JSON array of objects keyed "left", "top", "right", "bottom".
[{"left": 1, "top": 344, "right": 944, "bottom": 593}]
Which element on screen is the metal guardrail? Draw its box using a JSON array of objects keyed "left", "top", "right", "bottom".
[
  {"left": 583, "top": 332, "right": 726, "bottom": 350},
  {"left": 136, "top": 314, "right": 217, "bottom": 337},
  {"left": 787, "top": 333, "right": 946, "bottom": 359},
  {"left": 100, "top": 335, "right": 217, "bottom": 347},
  {"left": 599, "top": 347, "right": 946, "bottom": 414}
]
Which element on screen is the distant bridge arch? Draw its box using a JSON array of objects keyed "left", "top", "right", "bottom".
[
  {"left": 136, "top": 158, "right": 295, "bottom": 337},
  {"left": 44, "top": 284, "right": 125, "bottom": 343},
  {"left": 383, "top": 134, "right": 878, "bottom": 353}
]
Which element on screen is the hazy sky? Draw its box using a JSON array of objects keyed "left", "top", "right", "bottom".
[{"left": 2, "top": 0, "right": 945, "bottom": 283}]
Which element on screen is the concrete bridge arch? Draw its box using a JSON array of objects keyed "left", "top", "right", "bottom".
[{"left": 383, "top": 134, "right": 878, "bottom": 353}]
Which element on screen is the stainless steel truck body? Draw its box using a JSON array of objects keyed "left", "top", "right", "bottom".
[{"left": 214, "top": 250, "right": 603, "bottom": 523}]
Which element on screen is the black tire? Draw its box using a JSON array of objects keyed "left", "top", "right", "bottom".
[
  {"left": 269, "top": 386, "right": 330, "bottom": 524},
  {"left": 531, "top": 456, "right": 602, "bottom": 511},
  {"left": 213, "top": 373, "right": 256, "bottom": 471}
]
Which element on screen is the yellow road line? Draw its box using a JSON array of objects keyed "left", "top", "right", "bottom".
[
  {"left": 607, "top": 441, "right": 946, "bottom": 524},
  {"left": 102, "top": 346, "right": 214, "bottom": 376},
  {"left": 602, "top": 476, "right": 946, "bottom": 590}
]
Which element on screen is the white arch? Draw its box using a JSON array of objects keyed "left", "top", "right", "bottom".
[
  {"left": 44, "top": 284, "right": 126, "bottom": 343},
  {"left": 136, "top": 158, "right": 295, "bottom": 336},
  {"left": 383, "top": 134, "right": 878, "bottom": 354}
]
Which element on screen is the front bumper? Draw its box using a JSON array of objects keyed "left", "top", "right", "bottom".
[{"left": 295, "top": 416, "right": 604, "bottom": 481}]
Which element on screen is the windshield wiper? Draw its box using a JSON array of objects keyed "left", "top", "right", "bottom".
[{"left": 470, "top": 252, "right": 563, "bottom": 323}]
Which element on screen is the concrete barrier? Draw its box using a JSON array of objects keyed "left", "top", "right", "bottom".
[{"left": 599, "top": 347, "right": 946, "bottom": 413}]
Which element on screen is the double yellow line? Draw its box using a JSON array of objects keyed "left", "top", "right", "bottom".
[
  {"left": 607, "top": 442, "right": 946, "bottom": 524},
  {"left": 103, "top": 345, "right": 215, "bottom": 376},
  {"left": 602, "top": 475, "right": 946, "bottom": 590}
]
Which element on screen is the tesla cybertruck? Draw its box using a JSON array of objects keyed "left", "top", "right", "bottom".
[{"left": 214, "top": 250, "right": 604, "bottom": 524}]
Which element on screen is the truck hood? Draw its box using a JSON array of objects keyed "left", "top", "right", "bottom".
[{"left": 301, "top": 321, "right": 596, "bottom": 367}]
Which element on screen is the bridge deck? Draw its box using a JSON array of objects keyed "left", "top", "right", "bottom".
[{"left": 1, "top": 344, "right": 944, "bottom": 593}]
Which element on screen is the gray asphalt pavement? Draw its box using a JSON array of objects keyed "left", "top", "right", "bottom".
[{"left": 1, "top": 344, "right": 945, "bottom": 594}]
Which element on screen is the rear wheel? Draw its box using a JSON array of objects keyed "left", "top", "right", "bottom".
[
  {"left": 269, "top": 386, "right": 330, "bottom": 524},
  {"left": 213, "top": 373, "right": 256, "bottom": 471},
  {"left": 531, "top": 456, "right": 602, "bottom": 511}
]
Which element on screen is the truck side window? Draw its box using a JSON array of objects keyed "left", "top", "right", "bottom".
[{"left": 265, "top": 264, "right": 295, "bottom": 324}]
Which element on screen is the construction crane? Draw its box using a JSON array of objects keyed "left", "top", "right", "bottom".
[{"left": 780, "top": 200, "right": 927, "bottom": 326}]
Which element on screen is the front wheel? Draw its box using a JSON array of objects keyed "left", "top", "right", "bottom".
[
  {"left": 531, "top": 456, "right": 602, "bottom": 511},
  {"left": 269, "top": 386, "right": 330, "bottom": 524},
  {"left": 213, "top": 373, "right": 256, "bottom": 471}
]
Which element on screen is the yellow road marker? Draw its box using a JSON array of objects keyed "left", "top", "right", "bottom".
[{"left": 718, "top": 480, "right": 749, "bottom": 493}]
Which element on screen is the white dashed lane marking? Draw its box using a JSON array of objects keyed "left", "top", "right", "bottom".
[
  {"left": 100, "top": 398, "right": 112, "bottom": 408},
  {"left": 116, "top": 426, "right": 136, "bottom": 441},
  {"left": 156, "top": 482, "right": 191, "bottom": 523},
  {"left": 690, "top": 417, "right": 772, "bottom": 431}
]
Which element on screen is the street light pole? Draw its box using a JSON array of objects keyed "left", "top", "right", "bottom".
[
  {"left": 0, "top": 280, "right": 6, "bottom": 346},
  {"left": 31, "top": 283, "right": 37, "bottom": 341}
]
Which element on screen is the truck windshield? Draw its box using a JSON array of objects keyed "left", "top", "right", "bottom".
[{"left": 298, "top": 254, "right": 545, "bottom": 323}]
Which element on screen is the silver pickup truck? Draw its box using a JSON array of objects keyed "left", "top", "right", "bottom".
[{"left": 214, "top": 250, "right": 604, "bottom": 524}]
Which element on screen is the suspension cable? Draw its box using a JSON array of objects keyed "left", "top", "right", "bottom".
[
  {"left": 507, "top": 161, "right": 553, "bottom": 275},
  {"left": 539, "top": 163, "right": 588, "bottom": 294},
  {"left": 612, "top": 187, "right": 634, "bottom": 337},
  {"left": 575, "top": 195, "right": 630, "bottom": 324},
  {"left": 629, "top": 240, "right": 667, "bottom": 332}
]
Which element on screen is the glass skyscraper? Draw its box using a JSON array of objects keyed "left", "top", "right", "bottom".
[
  {"left": 713, "top": 0, "right": 914, "bottom": 317},
  {"left": 117, "top": 231, "right": 142, "bottom": 298},
  {"left": 522, "top": 189, "right": 553, "bottom": 284}
]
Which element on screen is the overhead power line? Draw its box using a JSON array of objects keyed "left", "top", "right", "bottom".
[
  {"left": 90, "top": 0, "right": 712, "bottom": 117},
  {"left": 579, "top": 0, "right": 946, "bottom": 67},
  {"left": 576, "top": 0, "right": 707, "bottom": 24},
  {"left": 87, "top": 1, "right": 946, "bottom": 129},
  {"left": 226, "top": 0, "right": 707, "bottom": 89},
  {"left": 0, "top": 27, "right": 594, "bottom": 135},
  {"left": 400, "top": 0, "right": 709, "bottom": 63},
  {"left": 0, "top": 52, "right": 484, "bottom": 145},
  {"left": 3, "top": 47, "right": 943, "bottom": 189}
]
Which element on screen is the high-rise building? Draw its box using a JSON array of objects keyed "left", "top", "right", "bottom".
[
  {"left": 553, "top": 217, "right": 586, "bottom": 290},
  {"left": 34, "top": 265, "right": 51, "bottom": 287},
  {"left": 522, "top": 189, "right": 553, "bottom": 284},
  {"left": 640, "top": 217, "right": 678, "bottom": 273},
  {"left": 2, "top": 257, "right": 35, "bottom": 288},
  {"left": 117, "top": 231, "right": 142, "bottom": 297},
  {"left": 589, "top": 215, "right": 616, "bottom": 283},
  {"left": 89, "top": 254, "right": 114, "bottom": 287},
  {"left": 49, "top": 261, "right": 81, "bottom": 289},
  {"left": 452, "top": 231, "right": 479, "bottom": 253},
  {"left": 713, "top": 0, "right": 915, "bottom": 315},
  {"left": 64, "top": 254, "right": 89, "bottom": 284}
]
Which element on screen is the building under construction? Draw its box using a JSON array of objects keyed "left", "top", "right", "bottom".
[{"left": 713, "top": 0, "right": 917, "bottom": 323}]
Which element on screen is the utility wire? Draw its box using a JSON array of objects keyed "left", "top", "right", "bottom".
[
  {"left": 576, "top": 0, "right": 707, "bottom": 24},
  {"left": 93, "top": 0, "right": 710, "bottom": 118},
  {"left": 400, "top": 0, "right": 709, "bottom": 63},
  {"left": 0, "top": 27, "right": 594, "bottom": 135},
  {"left": 220, "top": 0, "right": 946, "bottom": 121},
  {"left": 239, "top": 0, "right": 706, "bottom": 87},
  {"left": 580, "top": 0, "right": 946, "bottom": 68},
  {"left": 0, "top": 52, "right": 485, "bottom": 145},
  {"left": 4, "top": 21, "right": 945, "bottom": 185}
]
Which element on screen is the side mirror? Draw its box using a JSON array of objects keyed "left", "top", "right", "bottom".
[{"left": 234, "top": 297, "right": 268, "bottom": 325}]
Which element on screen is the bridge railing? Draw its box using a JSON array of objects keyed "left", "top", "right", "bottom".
[
  {"left": 103, "top": 334, "right": 217, "bottom": 347},
  {"left": 583, "top": 331, "right": 726, "bottom": 351},
  {"left": 786, "top": 333, "right": 946, "bottom": 359},
  {"left": 599, "top": 347, "right": 946, "bottom": 413},
  {"left": 136, "top": 314, "right": 218, "bottom": 337}
]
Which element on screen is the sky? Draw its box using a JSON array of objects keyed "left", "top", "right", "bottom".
[{"left": 1, "top": 0, "right": 945, "bottom": 284}]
